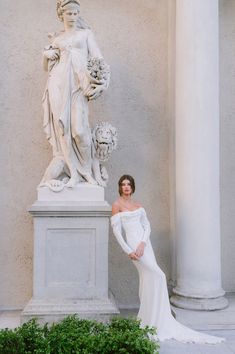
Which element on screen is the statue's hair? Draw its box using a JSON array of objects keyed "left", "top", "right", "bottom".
[
  {"left": 56, "top": 0, "right": 91, "bottom": 29},
  {"left": 57, "top": 0, "right": 80, "bottom": 21}
]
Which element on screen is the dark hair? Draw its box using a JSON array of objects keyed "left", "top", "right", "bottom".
[{"left": 118, "top": 175, "right": 135, "bottom": 196}]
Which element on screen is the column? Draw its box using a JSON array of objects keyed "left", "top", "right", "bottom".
[{"left": 170, "top": 0, "right": 228, "bottom": 310}]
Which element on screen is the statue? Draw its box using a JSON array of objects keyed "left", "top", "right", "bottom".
[
  {"left": 92, "top": 122, "right": 117, "bottom": 187},
  {"left": 40, "top": 0, "right": 116, "bottom": 191}
]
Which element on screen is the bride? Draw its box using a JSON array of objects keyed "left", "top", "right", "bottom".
[{"left": 111, "top": 175, "right": 225, "bottom": 344}]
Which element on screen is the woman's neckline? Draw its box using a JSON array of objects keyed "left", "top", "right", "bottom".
[{"left": 112, "top": 207, "right": 144, "bottom": 217}]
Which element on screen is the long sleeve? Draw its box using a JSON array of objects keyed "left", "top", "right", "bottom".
[
  {"left": 110, "top": 214, "right": 133, "bottom": 255},
  {"left": 140, "top": 209, "right": 151, "bottom": 243}
]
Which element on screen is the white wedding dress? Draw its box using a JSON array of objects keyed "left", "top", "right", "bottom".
[{"left": 111, "top": 207, "right": 225, "bottom": 344}]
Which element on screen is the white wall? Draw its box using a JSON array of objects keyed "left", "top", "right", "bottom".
[
  {"left": 1, "top": 0, "right": 234, "bottom": 311},
  {"left": 0, "top": 0, "right": 170, "bottom": 309}
]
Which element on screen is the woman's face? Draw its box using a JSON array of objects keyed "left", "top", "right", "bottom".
[
  {"left": 62, "top": 5, "right": 80, "bottom": 26},
  {"left": 121, "top": 179, "right": 132, "bottom": 196}
]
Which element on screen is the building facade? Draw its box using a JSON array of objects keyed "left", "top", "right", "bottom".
[{"left": 0, "top": 0, "right": 234, "bottom": 311}]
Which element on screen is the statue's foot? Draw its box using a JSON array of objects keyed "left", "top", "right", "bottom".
[
  {"left": 83, "top": 173, "right": 98, "bottom": 185},
  {"left": 38, "top": 180, "right": 46, "bottom": 188},
  {"left": 66, "top": 176, "right": 79, "bottom": 188},
  {"left": 62, "top": 176, "right": 70, "bottom": 184},
  {"left": 47, "top": 179, "right": 65, "bottom": 192},
  {"left": 96, "top": 179, "right": 107, "bottom": 187}
]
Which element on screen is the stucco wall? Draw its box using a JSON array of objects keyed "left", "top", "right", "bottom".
[
  {"left": 219, "top": 0, "right": 235, "bottom": 292},
  {"left": 1, "top": 0, "right": 234, "bottom": 311},
  {"left": 0, "top": 0, "right": 170, "bottom": 309}
]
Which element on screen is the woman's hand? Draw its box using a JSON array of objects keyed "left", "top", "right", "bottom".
[
  {"left": 128, "top": 252, "right": 139, "bottom": 261},
  {"left": 135, "top": 242, "right": 146, "bottom": 258}
]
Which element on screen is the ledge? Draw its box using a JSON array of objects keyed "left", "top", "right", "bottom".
[{"left": 28, "top": 201, "right": 111, "bottom": 217}]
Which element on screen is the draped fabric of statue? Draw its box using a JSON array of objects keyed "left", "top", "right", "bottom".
[
  {"left": 111, "top": 208, "right": 225, "bottom": 344},
  {"left": 42, "top": 29, "right": 104, "bottom": 184}
]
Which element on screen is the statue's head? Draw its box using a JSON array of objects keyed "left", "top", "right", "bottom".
[{"left": 57, "top": 0, "right": 80, "bottom": 21}]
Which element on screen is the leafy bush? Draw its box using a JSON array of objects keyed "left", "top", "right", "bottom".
[
  {"left": 0, "top": 319, "right": 49, "bottom": 354},
  {"left": 0, "top": 316, "right": 160, "bottom": 354}
]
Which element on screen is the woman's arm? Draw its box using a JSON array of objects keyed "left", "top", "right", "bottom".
[
  {"left": 135, "top": 208, "right": 150, "bottom": 258},
  {"left": 111, "top": 214, "right": 133, "bottom": 255},
  {"left": 140, "top": 209, "right": 151, "bottom": 243},
  {"left": 111, "top": 202, "right": 138, "bottom": 260},
  {"left": 112, "top": 202, "right": 120, "bottom": 216}
]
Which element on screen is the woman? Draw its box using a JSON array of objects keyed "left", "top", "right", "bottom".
[
  {"left": 111, "top": 175, "right": 225, "bottom": 344},
  {"left": 42, "top": 0, "right": 109, "bottom": 188}
]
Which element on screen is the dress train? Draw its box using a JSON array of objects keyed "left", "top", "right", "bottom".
[{"left": 111, "top": 208, "right": 225, "bottom": 344}]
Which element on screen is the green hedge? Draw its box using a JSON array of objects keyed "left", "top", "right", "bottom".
[{"left": 0, "top": 316, "right": 160, "bottom": 354}]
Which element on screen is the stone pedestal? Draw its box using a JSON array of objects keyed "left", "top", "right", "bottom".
[{"left": 21, "top": 184, "right": 119, "bottom": 324}]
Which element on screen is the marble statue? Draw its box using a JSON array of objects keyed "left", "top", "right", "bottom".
[
  {"left": 40, "top": 0, "right": 115, "bottom": 191},
  {"left": 92, "top": 122, "right": 117, "bottom": 187}
]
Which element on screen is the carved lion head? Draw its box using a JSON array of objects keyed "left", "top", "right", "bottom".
[{"left": 92, "top": 122, "right": 117, "bottom": 162}]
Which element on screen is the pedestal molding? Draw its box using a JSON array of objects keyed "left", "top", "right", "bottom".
[{"left": 22, "top": 196, "right": 118, "bottom": 323}]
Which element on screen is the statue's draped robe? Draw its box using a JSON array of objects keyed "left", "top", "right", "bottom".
[{"left": 42, "top": 29, "right": 103, "bottom": 178}]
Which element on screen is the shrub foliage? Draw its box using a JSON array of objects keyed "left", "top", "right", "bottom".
[{"left": 0, "top": 316, "right": 160, "bottom": 354}]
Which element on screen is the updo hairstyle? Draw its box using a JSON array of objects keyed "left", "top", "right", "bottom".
[{"left": 57, "top": 0, "right": 80, "bottom": 21}]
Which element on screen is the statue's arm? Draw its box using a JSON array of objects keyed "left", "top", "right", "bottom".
[
  {"left": 43, "top": 46, "right": 51, "bottom": 72},
  {"left": 87, "top": 30, "right": 103, "bottom": 59},
  {"left": 43, "top": 34, "right": 60, "bottom": 72},
  {"left": 85, "top": 30, "right": 110, "bottom": 100}
]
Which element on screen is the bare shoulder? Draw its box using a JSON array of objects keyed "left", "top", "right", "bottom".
[
  {"left": 134, "top": 201, "right": 142, "bottom": 208},
  {"left": 112, "top": 200, "right": 121, "bottom": 216}
]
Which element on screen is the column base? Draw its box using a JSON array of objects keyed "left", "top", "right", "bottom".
[
  {"left": 170, "top": 288, "right": 229, "bottom": 311},
  {"left": 21, "top": 293, "right": 119, "bottom": 325}
]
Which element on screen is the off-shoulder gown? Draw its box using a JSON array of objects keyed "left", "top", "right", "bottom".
[{"left": 111, "top": 207, "right": 225, "bottom": 344}]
